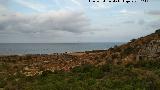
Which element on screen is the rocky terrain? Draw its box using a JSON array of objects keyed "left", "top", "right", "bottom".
[
  {"left": 99, "top": 29, "right": 160, "bottom": 65},
  {"left": 0, "top": 29, "right": 160, "bottom": 90},
  {"left": 0, "top": 29, "right": 159, "bottom": 77}
]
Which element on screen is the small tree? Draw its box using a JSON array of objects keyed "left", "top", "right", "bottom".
[
  {"left": 130, "top": 39, "right": 136, "bottom": 42},
  {"left": 155, "top": 29, "right": 160, "bottom": 34}
]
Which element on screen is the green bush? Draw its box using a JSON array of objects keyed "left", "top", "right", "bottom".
[
  {"left": 155, "top": 29, "right": 160, "bottom": 34},
  {"left": 135, "top": 59, "right": 160, "bottom": 69},
  {"left": 72, "top": 64, "right": 94, "bottom": 73},
  {"left": 2, "top": 63, "right": 160, "bottom": 90}
]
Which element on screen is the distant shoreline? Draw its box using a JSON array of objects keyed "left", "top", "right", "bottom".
[
  {"left": 0, "top": 42, "right": 124, "bottom": 56},
  {"left": 0, "top": 42, "right": 126, "bottom": 44},
  {"left": 0, "top": 49, "right": 107, "bottom": 56}
]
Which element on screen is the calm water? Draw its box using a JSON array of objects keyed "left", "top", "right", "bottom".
[{"left": 0, "top": 43, "right": 123, "bottom": 55}]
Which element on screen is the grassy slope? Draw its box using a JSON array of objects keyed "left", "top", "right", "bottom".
[{"left": 1, "top": 59, "right": 160, "bottom": 90}]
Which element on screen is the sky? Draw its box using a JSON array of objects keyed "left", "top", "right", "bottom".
[{"left": 0, "top": 0, "right": 160, "bottom": 43}]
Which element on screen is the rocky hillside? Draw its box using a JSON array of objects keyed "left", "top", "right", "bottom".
[
  {"left": 0, "top": 29, "right": 159, "bottom": 77},
  {"left": 0, "top": 29, "right": 160, "bottom": 90},
  {"left": 96, "top": 29, "right": 160, "bottom": 65}
]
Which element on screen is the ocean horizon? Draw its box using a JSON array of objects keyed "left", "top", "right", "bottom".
[{"left": 0, "top": 42, "right": 124, "bottom": 55}]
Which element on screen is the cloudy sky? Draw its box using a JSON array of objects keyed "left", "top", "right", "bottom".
[{"left": 0, "top": 0, "right": 160, "bottom": 43}]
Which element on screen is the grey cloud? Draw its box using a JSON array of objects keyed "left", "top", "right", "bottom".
[
  {"left": 148, "top": 20, "right": 160, "bottom": 29},
  {"left": 0, "top": 0, "right": 9, "bottom": 9},
  {"left": 147, "top": 11, "right": 160, "bottom": 15},
  {"left": 138, "top": 19, "right": 146, "bottom": 25},
  {"left": 0, "top": 0, "right": 11, "bottom": 16},
  {"left": 0, "top": 0, "right": 9, "bottom": 5},
  {"left": 122, "top": 19, "right": 146, "bottom": 25},
  {"left": 123, "top": 21, "right": 135, "bottom": 24},
  {"left": 0, "top": 10, "right": 90, "bottom": 34}
]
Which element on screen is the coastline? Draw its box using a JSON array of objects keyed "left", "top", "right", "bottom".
[
  {"left": 0, "top": 30, "right": 159, "bottom": 76},
  {"left": 0, "top": 49, "right": 104, "bottom": 56},
  {"left": 0, "top": 30, "right": 159, "bottom": 89},
  {"left": 0, "top": 49, "right": 107, "bottom": 76},
  {"left": 0, "top": 42, "right": 124, "bottom": 56}
]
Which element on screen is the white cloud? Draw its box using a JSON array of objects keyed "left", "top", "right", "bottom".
[
  {"left": 0, "top": 0, "right": 10, "bottom": 15},
  {"left": 0, "top": 10, "right": 90, "bottom": 34},
  {"left": 119, "top": 9, "right": 139, "bottom": 15},
  {"left": 0, "top": 0, "right": 159, "bottom": 43},
  {"left": 70, "top": 0, "right": 81, "bottom": 6},
  {"left": 14, "top": 0, "right": 47, "bottom": 12},
  {"left": 0, "top": 5, "right": 8, "bottom": 14},
  {"left": 0, "top": 9, "right": 93, "bottom": 43}
]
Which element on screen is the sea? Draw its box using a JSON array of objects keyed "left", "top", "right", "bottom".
[{"left": 0, "top": 43, "right": 124, "bottom": 55}]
